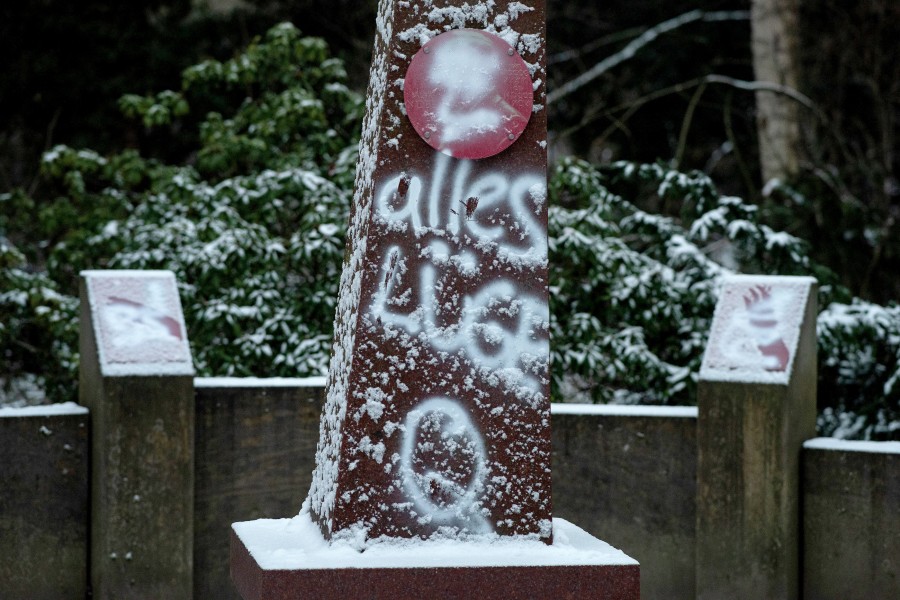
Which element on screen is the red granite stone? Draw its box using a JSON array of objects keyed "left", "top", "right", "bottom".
[
  {"left": 232, "top": 6, "right": 642, "bottom": 596},
  {"left": 230, "top": 525, "right": 641, "bottom": 600},
  {"left": 307, "top": 0, "right": 554, "bottom": 544}
]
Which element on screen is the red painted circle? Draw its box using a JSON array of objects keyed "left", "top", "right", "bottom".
[{"left": 404, "top": 29, "right": 533, "bottom": 160}]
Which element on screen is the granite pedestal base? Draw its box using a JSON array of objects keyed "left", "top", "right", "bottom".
[{"left": 231, "top": 517, "right": 639, "bottom": 600}]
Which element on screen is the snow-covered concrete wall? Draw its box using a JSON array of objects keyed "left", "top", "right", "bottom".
[
  {"left": 552, "top": 405, "right": 698, "bottom": 600},
  {"left": 2, "top": 382, "right": 898, "bottom": 600},
  {"left": 802, "top": 439, "right": 900, "bottom": 600}
]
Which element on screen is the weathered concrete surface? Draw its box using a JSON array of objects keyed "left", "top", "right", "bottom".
[
  {"left": 696, "top": 279, "right": 818, "bottom": 600},
  {"left": 194, "top": 382, "right": 324, "bottom": 600},
  {"left": 84, "top": 375, "right": 194, "bottom": 599},
  {"left": 79, "top": 275, "right": 195, "bottom": 600},
  {"left": 803, "top": 443, "right": 900, "bottom": 599},
  {"left": 0, "top": 412, "right": 89, "bottom": 599},
  {"left": 552, "top": 408, "right": 697, "bottom": 600},
  {"left": 5, "top": 375, "right": 897, "bottom": 599}
]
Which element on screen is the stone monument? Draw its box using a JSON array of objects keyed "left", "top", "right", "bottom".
[
  {"left": 231, "top": 2, "right": 639, "bottom": 598},
  {"left": 308, "top": 1, "right": 552, "bottom": 545},
  {"left": 696, "top": 274, "right": 817, "bottom": 599}
]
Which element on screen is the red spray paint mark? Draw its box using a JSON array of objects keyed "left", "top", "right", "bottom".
[
  {"left": 743, "top": 285, "right": 790, "bottom": 372},
  {"left": 107, "top": 296, "right": 183, "bottom": 341}
]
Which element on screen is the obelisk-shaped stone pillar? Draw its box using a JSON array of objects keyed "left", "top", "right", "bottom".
[
  {"left": 80, "top": 270, "right": 195, "bottom": 599},
  {"left": 307, "top": 0, "right": 552, "bottom": 543},
  {"left": 696, "top": 275, "right": 817, "bottom": 599}
]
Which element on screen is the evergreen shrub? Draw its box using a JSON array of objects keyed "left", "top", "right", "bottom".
[{"left": 1, "top": 23, "right": 896, "bottom": 439}]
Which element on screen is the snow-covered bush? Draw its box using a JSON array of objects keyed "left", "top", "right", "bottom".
[
  {"left": 549, "top": 158, "right": 812, "bottom": 405},
  {"left": 0, "top": 238, "right": 79, "bottom": 404},
  {"left": 1, "top": 23, "right": 362, "bottom": 395},
  {"left": 78, "top": 23, "right": 362, "bottom": 378},
  {"left": 548, "top": 158, "right": 898, "bottom": 439},
  {"left": 1, "top": 23, "right": 896, "bottom": 439},
  {"left": 817, "top": 301, "right": 900, "bottom": 439}
]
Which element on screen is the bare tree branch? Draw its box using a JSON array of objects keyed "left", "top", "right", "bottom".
[
  {"left": 559, "top": 73, "right": 820, "bottom": 144},
  {"left": 702, "top": 75, "right": 817, "bottom": 113},
  {"left": 548, "top": 27, "right": 645, "bottom": 67},
  {"left": 548, "top": 10, "right": 751, "bottom": 105}
]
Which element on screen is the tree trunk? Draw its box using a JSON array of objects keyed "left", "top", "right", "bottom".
[{"left": 751, "top": 0, "right": 802, "bottom": 183}]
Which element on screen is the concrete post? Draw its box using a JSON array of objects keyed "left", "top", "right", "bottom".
[
  {"left": 79, "top": 270, "right": 195, "bottom": 599},
  {"left": 0, "top": 406, "right": 89, "bottom": 598},
  {"left": 696, "top": 275, "right": 817, "bottom": 599}
]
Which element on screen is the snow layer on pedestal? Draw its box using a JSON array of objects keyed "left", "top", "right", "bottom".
[{"left": 233, "top": 512, "right": 637, "bottom": 570}]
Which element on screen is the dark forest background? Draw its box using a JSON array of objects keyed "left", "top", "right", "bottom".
[{"left": 1, "top": 0, "right": 898, "bottom": 302}]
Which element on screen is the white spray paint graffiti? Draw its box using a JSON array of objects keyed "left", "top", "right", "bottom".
[
  {"left": 103, "top": 298, "right": 183, "bottom": 347},
  {"left": 399, "top": 397, "right": 491, "bottom": 533},
  {"left": 427, "top": 32, "right": 504, "bottom": 147},
  {"left": 373, "top": 257, "right": 547, "bottom": 384},
  {"left": 742, "top": 284, "right": 791, "bottom": 371},
  {"left": 377, "top": 153, "right": 546, "bottom": 255},
  {"left": 101, "top": 280, "right": 184, "bottom": 347},
  {"left": 371, "top": 154, "right": 549, "bottom": 393},
  {"left": 370, "top": 154, "right": 548, "bottom": 534}
]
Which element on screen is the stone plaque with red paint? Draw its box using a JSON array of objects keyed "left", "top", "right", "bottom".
[
  {"left": 83, "top": 270, "right": 193, "bottom": 376},
  {"left": 700, "top": 275, "right": 816, "bottom": 384},
  {"left": 404, "top": 28, "right": 534, "bottom": 159},
  {"left": 307, "top": 0, "right": 551, "bottom": 544},
  {"left": 80, "top": 269, "right": 195, "bottom": 598}
]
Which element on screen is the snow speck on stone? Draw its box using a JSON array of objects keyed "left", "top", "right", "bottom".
[
  {"left": 400, "top": 1, "right": 544, "bottom": 59},
  {"left": 506, "top": 2, "right": 535, "bottom": 21},
  {"left": 528, "top": 182, "right": 546, "bottom": 213}
]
